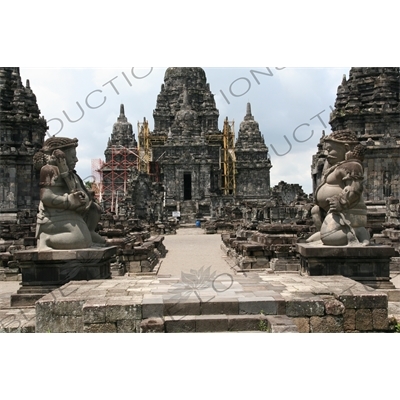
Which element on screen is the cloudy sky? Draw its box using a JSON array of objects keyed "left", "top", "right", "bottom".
[{"left": 19, "top": 67, "right": 350, "bottom": 194}]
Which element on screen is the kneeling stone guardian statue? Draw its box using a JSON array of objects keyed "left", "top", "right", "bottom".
[
  {"left": 307, "top": 130, "right": 370, "bottom": 246},
  {"left": 34, "top": 137, "right": 106, "bottom": 250}
]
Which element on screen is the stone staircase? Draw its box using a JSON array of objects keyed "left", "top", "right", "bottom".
[
  {"left": 162, "top": 314, "right": 298, "bottom": 333},
  {"left": 179, "top": 201, "right": 198, "bottom": 224},
  {"left": 139, "top": 297, "right": 299, "bottom": 333}
]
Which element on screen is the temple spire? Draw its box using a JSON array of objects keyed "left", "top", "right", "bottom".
[
  {"left": 247, "top": 102, "right": 252, "bottom": 116},
  {"left": 117, "top": 104, "right": 127, "bottom": 123},
  {"left": 244, "top": 102, "right": 254, "bottom": 121}
]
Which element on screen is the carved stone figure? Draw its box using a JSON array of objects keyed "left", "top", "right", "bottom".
[
  {"left": 34, "top": 137, "right": 106, "bottom": 250},
  {"left": 307, "top": 130, "right": 370, "bottom": 246}
]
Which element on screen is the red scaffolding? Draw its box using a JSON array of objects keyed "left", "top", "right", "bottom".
[{"left": 98, "top": 146, "right": 139, "bottom": 212}]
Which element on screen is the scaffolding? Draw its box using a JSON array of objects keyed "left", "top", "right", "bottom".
[
  {"left": 221, "top": 117, "right": 236, "bottom": 195},
  {"left": 138, "top": 118, "right": 151, "bottom": 174},
  {"left": 91, "top": 158, "right": 103, "bottom": 202},
  {"left": 98, "top": 146, "right": 138, "bottom": 212}
]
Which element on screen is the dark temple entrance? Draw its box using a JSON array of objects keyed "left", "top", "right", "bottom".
[{"left": 184, "top": 173, "right": 192, "bottom": 200}]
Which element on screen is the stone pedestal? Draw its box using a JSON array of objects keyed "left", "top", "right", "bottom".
[
  {"left": 296, "top": 243, "right": 396, "bottom": 289},
  {"left": 11, "top": 247, "right": 117, "bottom": 307}
]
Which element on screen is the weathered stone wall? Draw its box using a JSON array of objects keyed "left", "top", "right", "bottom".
[{"left": 363, "top": 142, "right": 400, "bottom": 202}]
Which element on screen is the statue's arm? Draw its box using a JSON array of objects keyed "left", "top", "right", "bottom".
[
  {"left": 39, "top": 165, "right": 87, "bottom": 210},
  {"left": 328, "top": 162, "right": 364, "bottom": 213}
]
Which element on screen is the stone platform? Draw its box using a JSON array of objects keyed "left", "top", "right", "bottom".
[
  {"left": 11, "top": 247, "right": 117, "bottom": 307},
  {"left": 297, "top": 243, "right": 396, "bottom": 289},
  {"left": 34, "top": 272, "right": 392, "bottom": 333}
]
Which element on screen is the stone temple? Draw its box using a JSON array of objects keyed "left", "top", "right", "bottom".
[
  {"left": 1, "top": 67, "right": 400, "bottom": 334},
  {"left": 101, "top": 67, "right": 272, "bottom": 222},
  {"left": 0, "top": 67, "right": 47, "bottom": 240}
]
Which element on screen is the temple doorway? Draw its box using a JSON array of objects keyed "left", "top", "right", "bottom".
[{"left": 184, "top": 173, "right": 192, "bottom": 200}]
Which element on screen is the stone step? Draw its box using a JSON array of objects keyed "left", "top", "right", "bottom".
[
  {"left": 163, "top": 314, "right": 298, "bottom": 333},
  {"left": 179, "top": 223, "right": 197, "bottom": 229},
  {"left": 160, "top": 296, "right": 285, "bottom": 318}
]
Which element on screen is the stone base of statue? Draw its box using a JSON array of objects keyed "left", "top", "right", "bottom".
[
  {"left": 296, "top": 243, "right": 396, "bottom": 289},
  {"left": 10, "top": 247, "right": 117, "bottom": 307}
]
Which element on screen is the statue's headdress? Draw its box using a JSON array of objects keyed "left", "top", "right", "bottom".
[
  {"left": 34, "top": 137, "right": 78, "bottom": 170},
  {"left": 324, "top": 130, "right": 365, "bottom": 161},
  {"left": 42, "top": 137, "right": 78, "bottom": 153},
  {"left": 323, "top": 130, "right": 359, "bottom": 144}
]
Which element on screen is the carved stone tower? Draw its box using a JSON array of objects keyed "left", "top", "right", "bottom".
[
  {"left": 153, "top": 67, "right": 220, "bottom": 138},
  {"left": 0, "top": 67, "right": 47, "bottom": 217},
  {"left": 151, "top": 68, "right": 222, "bottom": 218},
  {"left": 101, "top": 104, "right": 137, "bottom": 211},
  {"left": 235, "top": 103, "right": 272, "bottom": 200}
]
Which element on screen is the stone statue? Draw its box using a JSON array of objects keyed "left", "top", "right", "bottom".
[
  {"left": 307, "top": 130, "right": 370, "bottom": 246},
  {"left": 34, "top": 137, "right": 106, "bottom": 250}
]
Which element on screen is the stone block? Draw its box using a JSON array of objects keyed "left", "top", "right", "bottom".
[
  {"left": 386, "top": 289, "right": 400, "bottom": 302},
  {"left": 140, "top": 318, "right": 165, "bottom": 333},
  {"left": 355, "top": 309, "right": 373, "bottom": 331},
  {"left": 293, "top": 317, "right": 310, "bottom": 333},
  {"left": 266, "top": 316, "right": 299, "bottom": 333},
  {"left": 163, "top": 298, "right": 201, "bottom": 317},
  {"left": 238, "top": 297, "right": 277, "bottom": 315},
  {"left": 55, "top": 315, "right": 84, "bottom": 333},
  {"left": 356, "top": 293, "right": 388, "bottom": 309},
  {"left": 343, "top": 309, "right": 356, "bottom": 331},
  {"left": 53, "top": 298, "right": 85, "bottom": 317},
  {"left": 35, "top": 300, "right": 54, "bottom": 332},
  {"left": 105, "top": 300, "right": 141, "bottom": 322},
  {"left": 164, "top": 316, "right": 196, "bottom": 333},
  {"left": 227, "top": 315, "right": 269, "bottom": 332},
  {"left": 36, "top": 308, "right": 83, "bottom": 333},
  {"left": 84, "top": 323, "right": 117, "bottom": 333},
  {"left": 276, "top": 299, "right": 286, "bottom": 315},
  {"left": 286, "top": 298, "right": 325, "bottom": 317},
  {"left": 201, "top": 298, "right": 238, "bottom": 315},
  {"left": 309, "top": 316, "right": 344, "bottom": 333},
  {"left": 337, "top": 294, "right": 358, "bottom": 309},
  {"left": 324, "top": 298, "right": 345, "bottom": 316},
  {"left": 82, "top": 299, "right": 107, "bottom": 324},
  {"left": 195, "top": 315, "right": 229, "bottom": 332},
  {"left": 142, "top": 296, "right": 164, "bottom": 319},
  {"left": 338, "top": 291, "right": 388, "bottom": 309},
  {"left": 127, "top": 261, "right": 141, "bottom": 273},
  {"left": 296, "top": 243, "right": 395, "bottom": 282},
  {"left": 117, "top": 320, "right": 139, "bottom": 333},
  {"left": 372, "top": 309, "right": 389, "bottom": 331}
]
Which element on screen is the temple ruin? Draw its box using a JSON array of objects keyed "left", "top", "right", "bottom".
[
  {"left": 0, "top": 67, "right": 46, "bottom": 216},
  {"left": 0, "top": 67, "right": 46, "bottom": 261},
  {"left": 1, "top": 66, "right": 400, "bottom": 333}
]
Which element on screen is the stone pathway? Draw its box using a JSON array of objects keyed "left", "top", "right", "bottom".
[{"left": 157, "top": 227, "right": 234, "bottom": 277}]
